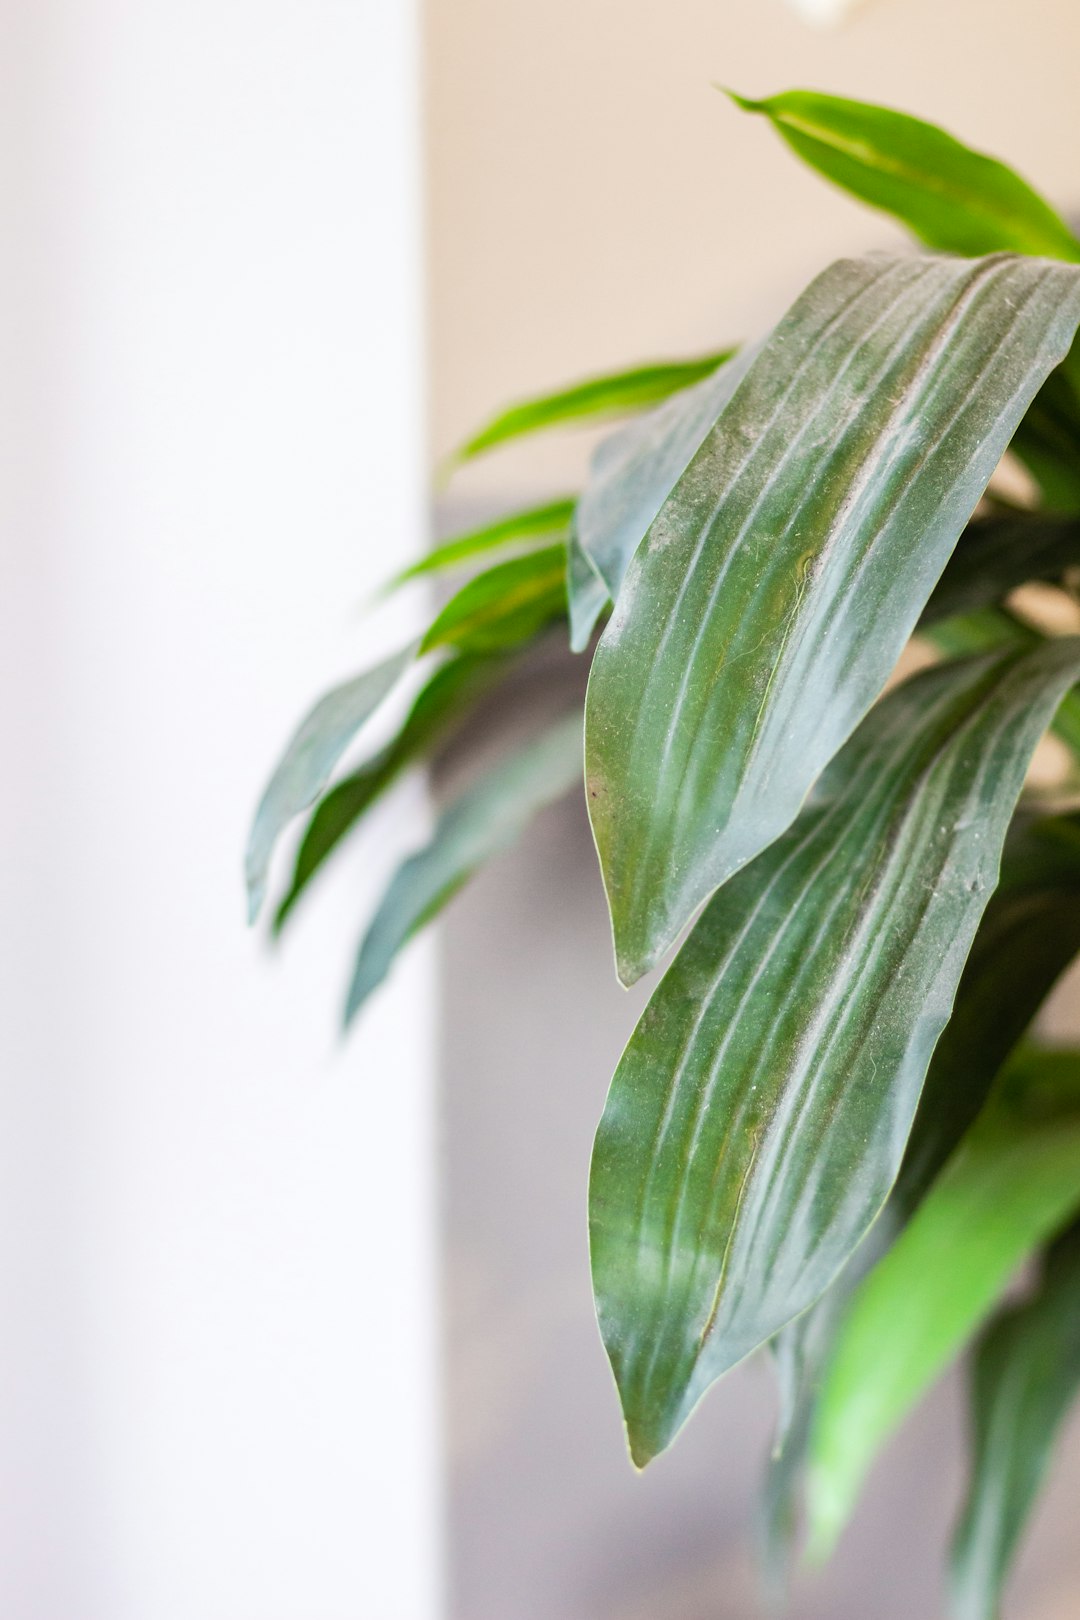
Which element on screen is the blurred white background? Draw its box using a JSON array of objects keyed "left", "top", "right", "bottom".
[{"left": 1, "top": 3, "right": 439, "bottom": 1617}]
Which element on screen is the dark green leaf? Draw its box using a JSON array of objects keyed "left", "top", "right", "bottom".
[
  {"left": 808, "top": 1056, "right": 1080, "bottom": 1560},
  {"left": 586, "top": 253, "right": 1080, "bottom": 983},
  {"left": 246, "top": 644, "right": 415, "bottom": 923},
  {"left": 344, "top": 711, "right": 583, "bottom": 1022},
  {"left": 420, "top": 545, "right": 568, "bottom": 656},
  {"left": 923, "top": 509, "right": 1080, "bottom": 625},
  {"left": 384, "top": 499, "right": 576, "bottom": 594},
  {"left": 1010, "top": 370, "right": 1080, "bottom": 512},
  {"left": 728, "top": 88, "right": 1080, "bottom": 261},
  {"left": 762, "top": 809, "right": 1080, "bottom": 1584},
  {"left": 589, "top": 638, "right": 1080, "bottom": 1468},
  {"left": 922, "top": 607, "right": 1080, "bottom": 763},
  {"left": 273, "top": 655, "right": 502, "bottom": 933},
  {"left": 950, "top": 1225, "right": 1080, "bottom": 1620},
  {"left": 447, "top": 353, "right": 735, "bottom": 467}
]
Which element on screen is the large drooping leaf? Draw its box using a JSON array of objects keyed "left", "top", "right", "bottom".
[
  {"left": 446, "top": 352, "right": 735, "bottom": 468},
  {"left": 420, "top": 545, "right": 568, "bottom": 655},
  {"left": 344, "top": 711, "right": 582, "bottom": 1023},
  {"left": 589, "top": 638, "right": 1080, "bottom": 1468},
  {"left": 273, "top": 654, "right": 503, "bottom": 933},
  {"left": 728, "top": 89, "right": 1080, "bottom": 262},
  {"left": 246, "top": 643, "right": 416, "bottom": 922},
  {"left": 585, "top": 253, "right": 1080, "bottom": 983},
  {"left": 807, "top": 1054, "right": 1080, "bottom": 1561},
  {"left": 923, "top": 509, "right": 1080, "bottom": 626},
  {"left": 950, "top": 1223, "right": 1080, "bottom": 1620},
  {"left": 384, "top": 499, "right": 576, "bottom": 594},
  {"left": 762, "top": 809, "right": 1080, "bottom": 1582},
  {"left": 569, "top": 348, "right": 754, "bottom": 648}
]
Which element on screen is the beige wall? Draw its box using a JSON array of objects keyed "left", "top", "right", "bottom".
[{"left": 427, "top": 0, "right": 1080, "bottom": 504}]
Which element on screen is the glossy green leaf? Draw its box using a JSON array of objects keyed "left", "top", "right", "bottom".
[
  {"left": 384, "top": 499, "right": 576, "bottom": 594},
  {"left": 447, "top": 353, "right": 735, "bottom": 467},
  {"left": 246, "top": 643, "right": 415, "bottom": 923},
  {"left": 808, "top": 1055, "right": 1080, "bottom": 1561},
  {"left": 762, "top": 809, "right": 1080, "bottom": 1583},
  {"left": 728, "top": 89, "right": 1080, "bottom": 262},
  {"left": 589, "top": 638, "right": 1080, "bottom": 1468},
  {"left": 344, "top": 711, "right": 582, "bottom": 1023},
  {"left": 950, "top": 1224, "right": 1080, "bottom": 1620},
  {"left": 273, "top": 654, "right": 502, "bottom": 933},
  {"left": 420, "top": 545, "right": 568, "bottom": 656},
  {"left": 923, "top": 509, "right": 1080, "bottom": 626},
  {"left": 586, "top": 253, "right": 1080, "bottom": 983}
]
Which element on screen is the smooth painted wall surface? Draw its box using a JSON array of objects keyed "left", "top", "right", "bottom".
[{"left": 2, "top": 5, "right": 438, "bottom": 1617}]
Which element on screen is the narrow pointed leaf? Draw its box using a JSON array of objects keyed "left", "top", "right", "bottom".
[
  {"left": 808, "top": 1058, "right": 1080, "bottom": 1560},
  {"left": 344, "top": 711, "right": 582, "bottom": 1022},
  {"left": 586, "top": 253, "right": 1080, "bottom": 982},
  {"left": 950, "top": 1225, "right": 1080, "bottom": 1620},
  {"left": 420, "top": 545, "right": 567, "bottom": 655},
  {"left": 762, "top": 808, "right": 1080, "bottom": 1581},
  {"left": 447, "top": 352, "right": 735, "bottom": 467},
  {"left": 246, "top": 643, "right": 415, "bottom": 923},
  {"left": 589, "top": 638, "right": 1080, "bottom": 1468},
  {"left": 384, "top": 499, "right": 576, "bottom": 594},
  {"left": 728, "top": 89, "right": 1080, "bottom": 262},
  {"left": 273, "top": 654, "right": 503, "bottom": 932}
]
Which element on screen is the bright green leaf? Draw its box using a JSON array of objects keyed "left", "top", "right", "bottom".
[
  {"left": 446, "top": 353, "right": 735, "bottom": 468},
  {"left": 420, "top": 545, "right": 568, "bottom": 656},
  {"left": 950, "top": 1223, "right": 1080, "bottom": 1620},
  {"left": 808, "top": 1058, "right": 1080, "bottom": 1562},
  {"left": 586, "top": 253, "right": 1080, "bottom": 983},
  {"left": 728, "top": 88, "right": 1080, "bottom": 261},
  {"left": 246, "top": 644, "right": 416, "bottom": 923},
  {"left": 589, "top": 638, "right": 1080, "bottom": 1468},
  {"left": 384, "top": 499, "right": 576, "bottom": 594},
  {"left": 344, "top": 711, "right": 583, "bottom": 1023},
  {"left": 273, "top": 654, "right": 503, "bottom": 933}
]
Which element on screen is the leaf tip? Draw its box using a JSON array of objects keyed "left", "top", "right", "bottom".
[{"left": 715, "top": 85, "right": 763, "bottom": 114}]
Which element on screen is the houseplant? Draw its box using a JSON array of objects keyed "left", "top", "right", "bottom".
[{"left": 248, "top": 90, "right": 1080, "bottom": 1617}]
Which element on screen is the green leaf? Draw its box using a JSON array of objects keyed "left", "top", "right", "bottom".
[
  {"left": 589, "top": 638, "right": 1080, "bottom": 1468},
  {"left": 566, "top": 524, "right": 611, "bottom": 653},
  {"left": 808, "top": 1059, "right": 1080, "bottom": 1562},
  {"left": 446, "top": 353, "right": 735, "bottom": 467},
  {"left": 420, "top": 545, "right": 568, "bottom": 655},
  {"left": 384, "top": 499, "right": 576, "bottom": 594},
  {"left": 761, "top": 809, "right": 1080, "bottom": 1584},
  {"left": 585, "top": 253, "right": 1080, "bottom": 983},
  {"left": 1010, "top": 370, "right": 1080, "bottom": 512},
  {"left": 344, "top": 711, "right": 583, "bottom": 1023},
  {"left": 573, "top": 347, "right": 754, "bottom": 614},
  {"left": 728, "top": 88, "right": 1080, "bottom": 262},
  {"left": 246, "top": 644, "right": 416, "bottom": 923},
  {"left": 273, "top": 654, "right": 502, "bottom": 933},
  {"left": 923, "top": 509, "right": 1080, "bottom": 626},
  {"left": 950, "top": 1225, "right": 1080, "bottom": 1620},
  {"left": 922, "top": 606, "right": 1080, "bottom": 763}
]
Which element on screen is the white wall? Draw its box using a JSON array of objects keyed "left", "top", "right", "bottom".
[{"left": 1, "top": 4, "right": 439, "bottom": 1617}]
